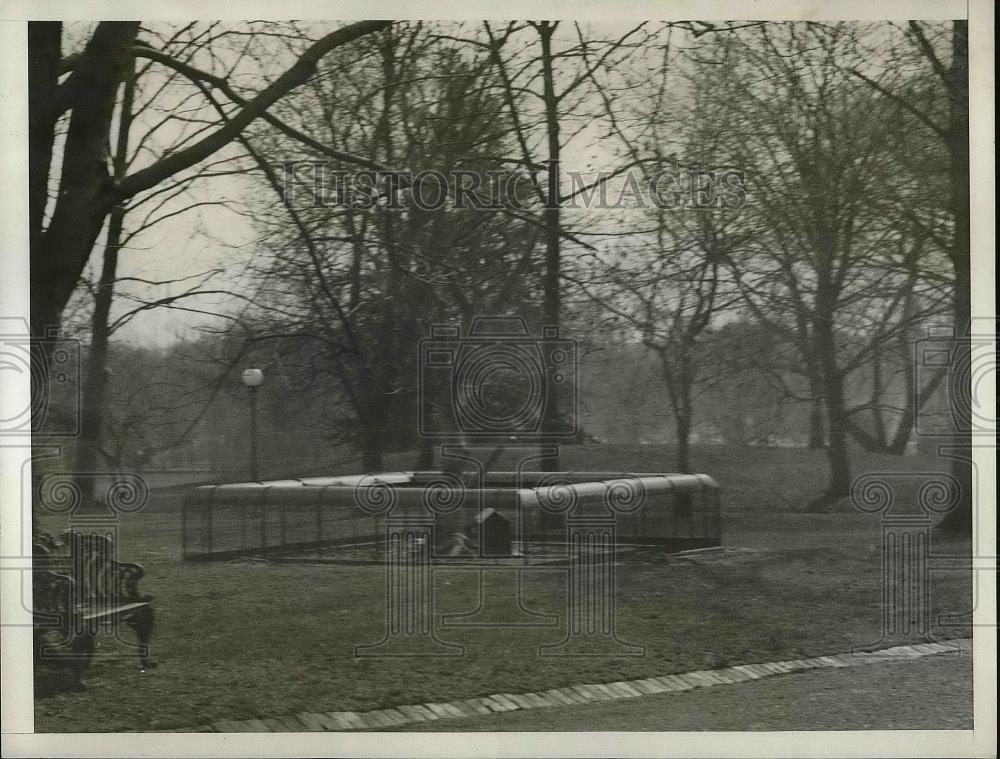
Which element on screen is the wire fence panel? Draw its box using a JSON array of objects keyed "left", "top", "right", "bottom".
[{"left": 181, "top": 472, "right": 721, "bottom": 561}]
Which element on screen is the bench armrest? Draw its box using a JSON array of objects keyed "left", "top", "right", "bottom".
[{"left": 114, "top": 561, "right": 152, "bottom": 603}]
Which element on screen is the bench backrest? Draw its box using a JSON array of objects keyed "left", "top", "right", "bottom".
[
  {"left": 35, "top": 530, "right": 146, "bottom": 610},
  {"left": 33, "top": 543, "right": 73, "bottom": 619}
]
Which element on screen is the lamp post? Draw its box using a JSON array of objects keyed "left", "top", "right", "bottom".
[{"left": 241, "top": 368, "right": 264, "bottom": 481}]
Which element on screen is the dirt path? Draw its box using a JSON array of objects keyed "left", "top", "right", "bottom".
[{"left": 394, "top": 654, "right": 973, "bottom": 731}]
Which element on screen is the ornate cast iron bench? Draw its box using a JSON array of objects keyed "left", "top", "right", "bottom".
[{"left": 33, "top": 530, "right": 156, "bottom": 688}]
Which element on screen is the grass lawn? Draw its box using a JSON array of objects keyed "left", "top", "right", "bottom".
[{"left": 33, "top": 444, "right": 972, "bottom": 732}]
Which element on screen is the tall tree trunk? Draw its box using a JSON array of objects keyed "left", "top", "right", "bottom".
[
  {"left": 359, "top": 384, "right": 387, "bottom": 472},
  {"left": 672, "top": 349, "right": 695, "bottom": 520},
  {"left": 675, "top": 409, "right": 692, "bottom": 474},
  {"left": 887, "top": 288, "right": 918, "bottom": 455},
  {"left": 73, "top": 59, "right": 135, "bottom": 504},
  {"left": 675, "top": 347, "right": 695, "bottom": 474},
  {"left": 30, "top": 22, "right": 140, "bottom": 345},
  {"left": 869, "top": 340, "right": 889, "bottom": 448},
  {"left": 538, "top": 21, "right": 561, "bottom": 472},
  {"left": 822, "top": 378, "right": 853, "bottom": 499},
  {"left": 360, "top": 29, "right": 399, "bottom": 475},
  {"left": 674, "top": 405, "right": 693, "bottom": 521},
  {"left": 73, "top": 207, "right": 123, "bottom": 501},
  {"left": 807, "top": 391, "right": 826, "bottom": 449},
  {"left": 937, "top": 21, "right": 971, "bottom": 533},
  {"left": 814, "top": 313, "right": 852, "bottom": 501},
  {"left": 27, "top": 23, "right": 62, "bottom": 538},
  {"left": 28, "top": 22, "right": 61, "bottom": 266},
  {"left": 28, "top": 22, "right": 136, "bottom": 537}
]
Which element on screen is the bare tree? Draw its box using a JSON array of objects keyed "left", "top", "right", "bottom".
[
  {"left": 238, "top": 24, "right": 544, "bottom": 470},
  {"left": 28, "top": 20, "right": 391, "bottom": 349},
  {"left": 571, "top": 41, "right": 746, "bottom": 472},
  {"left": 482, "top": 20, "right": 656, "bottom": 469},
  {"left": 849, "top": 21, "right": 971, "bottom": 530},
  {"left": 65, "top": 25, "right": 297, "bottom": 502},
  {"left": 705, "top": 24, "right": 948, "bottom": 503}
]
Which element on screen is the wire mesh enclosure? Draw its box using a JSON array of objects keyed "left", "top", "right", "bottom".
[{"left": 181, "top": 471, "right": 721, "bottom": 562}]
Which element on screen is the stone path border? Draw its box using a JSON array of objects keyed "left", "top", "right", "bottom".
[{"left": 170, "top": 638, "right": 970, "bottom": 732}]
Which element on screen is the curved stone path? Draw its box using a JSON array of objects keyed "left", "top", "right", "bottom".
[{"left": 171, "top": 638, "right": 970, "bottom": 733}]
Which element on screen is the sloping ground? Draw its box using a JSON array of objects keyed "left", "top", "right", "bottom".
[{"left": 377, "top": 444, "right": 954, "bottom": 514}]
